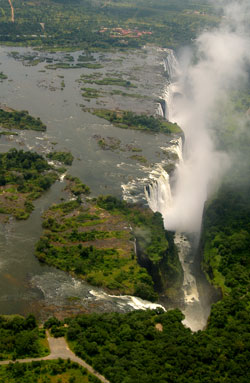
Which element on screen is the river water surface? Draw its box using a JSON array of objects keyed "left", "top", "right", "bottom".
[{"left": 0, "top": 46, "right": 219, "bottom": 329}]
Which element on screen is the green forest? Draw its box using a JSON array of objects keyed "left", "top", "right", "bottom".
[
  {"left": 0, "top": 359, "right": 101, "bottom": 383},
  {"left": 0, "top": 0, "right": 219, "bottom": 50},
  {"left": 0, "top": 315, "right": 48, "bottom": 360},
  {"left": 46, "top": 283, "right": 250, "bottom": 383}
]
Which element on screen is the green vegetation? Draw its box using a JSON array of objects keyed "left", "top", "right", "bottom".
[
  {"left": 45, "top": 63, "right": 103, "bottom": 70},
  {"left": 35, "top": 197, "right": 154, "bottom": 300},
  {"left": 77, "top": 73, "right": 152, "bottom": 103},
  {"left": 93, "top": 135, "right": 143, "bottom": 153},
  {"left": 65, "top": 174, "right": 90, "bottom": 196},
  {"left": 32, "top": 88, "right": 250, "bottom": 383},
  {"left": 81, "top": 88, "right": 101, "bottom": 99},
  {"left": 129, "top": 154, "right": 147, "bottom": 164},
  {"left": 0, "top": 315, "right": 48, "bottom": 360},
  {"left": 8, "top": 51, "right": 45, "bottom": 66},
  {"left": 203, "top": 178, "right": 250, "bottom": 293},
  {"left": 109, "top": 89, "right": 151, "bottom": 100},
  {"left": 46, "top": 151, "right": 74, "bottom": 166},
  {"left": 0, "top": 149, "right": 58, "bottom": 220},
  {"left": 35, "top": 195, "right": 181, "bottom": 301},
  {"left": 0, "top": 359, "right": 101, "bottom": 383},
  {"left": 78, "top": 73, "right": 102, "bottom": 82},
  {"left": 45, "top": 298, "right": 246, "bottom": 383},
  {"left": 0, "top": 71, "right": 8, "bottom": 80},
  {"left": 203, "top": 86, "right": 250, "bottom": 294},
  {"left": 0, "top": 108, "right": 46, "bottom": 132},
  {"left": 96, "top": 196, "right": 182, "bottom": 297},
  {"left": 83, "top": 77, "right": 137, "bottom": 88},
  {"left": 78, "top": 54, "right": 96, "bottom": 62},
  {"left": 90, "top": 109, "right": 182, "bottom": 134},
  {"left": 96, "top": 136, "right": 121, "bottom": 151},
  {"left": 0, "top": 131, "right": 18, "bottom": 137},
  {"left": 47, "top": 181, "right": 250, "bottom": 383},
  {"left": 0, "top": 0, "right": 219, "bottom": 50}
]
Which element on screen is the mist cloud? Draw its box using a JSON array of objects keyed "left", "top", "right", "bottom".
[{"left": 162, "top": 0, "right": 250, "bottom": 233}]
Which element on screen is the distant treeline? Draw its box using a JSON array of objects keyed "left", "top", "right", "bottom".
[{"left": 0, "top": 0, "right": 219, "bottom": 49}]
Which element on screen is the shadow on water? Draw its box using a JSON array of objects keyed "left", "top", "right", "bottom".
[
  {"left": 180, "top": 232, "right": 222, "bottom": 331},
  {"left": 158, "top": 232, "right": 222, "bottom": 332},
  {"left": 191, "top": 232, "right": 222, "bottom": 327}
]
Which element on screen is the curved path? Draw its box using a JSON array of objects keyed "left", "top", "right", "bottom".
[
  {"left": 0, "top": 331, "right": 109, "bottom": 383},
  {"left": 7, "top": 0, "right": 14, "bottom": 22}
]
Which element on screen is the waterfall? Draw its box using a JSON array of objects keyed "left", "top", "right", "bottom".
[
  {"left": 161, "top": 137, "right": 183, "bottom": 163},
  {"left": 174, "top": 233, "right": 199, "bottom": 304},
  {"left": 157, "top": 50, "right": 182, "bottom": 121},
  {"left": 148, "top": 49, "right": 183, "bottom": 222},
  {"left": 147, "top": 51, "right": 204, "bottom": 331},
  {"left": 163, "top": 82, "right": 181, "bottom": 121},
  {"left": 163, "top": 50, "right": 180, "bottom": 81},
  {"left": 145, "top": 167, "right": 172, "bottom": 216},
  {"left": 145, "top": 137, "right": 183, "bottom": 223},
  {"left": 156, "top": 102, "right": 164, "bottom": 117}
]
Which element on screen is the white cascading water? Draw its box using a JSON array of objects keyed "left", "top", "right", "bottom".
[
  {"left": 144, "top": 136, "right": 183, "bottom": 217},
  {"left": 145, "top": 167, "right": 172, "bottom": 215},
  {"left": 146, "top": 9, "right": 249, "bottom": 327},
  {"left": 149, "top": 3, "right": 249, "bottom": 330},
  {"left": 163, "top": 50, "right": 180, "bottom": 81},
  {"left": 162, "top": 137, "right": 183, "bottom": 164},
  {"left": 163, "top": 82, "right": 181, "bottom": 121},
  {"left": 146, "top": 50, "right": 203, "bottom": 330},
  {"left": 156, "top": 48, "right": 181, "bottom": 121},
  {"left": 156, "top": 102, "right": 164, "bottom": 118}
]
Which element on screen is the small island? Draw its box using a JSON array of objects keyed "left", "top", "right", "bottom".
[
  {"left": 0, "top": 149, "right": 58, "bottom": 221},
  {"left": 46, "top": 151, "right": 74, "bottom": 166},
  {"left": 88, "top": 109, "right": 182, "bottom": 135},
  {"left": 0, "top": 107, "right": 46, "bottom": 132},
  {"left": 0, "top": 72, "right": 8, "bottom": 81}
]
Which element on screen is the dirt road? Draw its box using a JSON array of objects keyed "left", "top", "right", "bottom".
[
  {"left": 0, "top": 331, "right": 109, "bottom": 383},
  {"left": 8, "top": 0, "right": 14, "bottom": 22}
]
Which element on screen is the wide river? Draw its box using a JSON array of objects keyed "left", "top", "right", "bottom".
[{"left": 0, "top": 46, "right": 219, "bottom": 329}]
